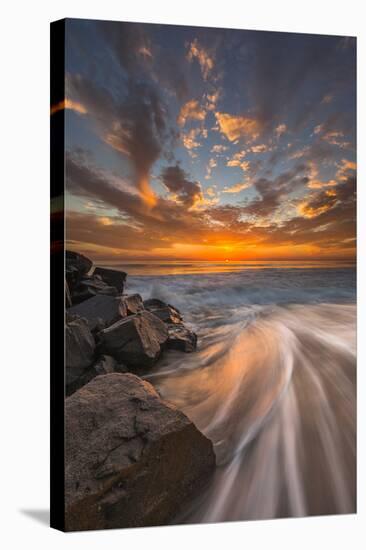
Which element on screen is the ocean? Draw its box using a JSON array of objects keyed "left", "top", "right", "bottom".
[{"left": 106, "top": 261, "right": 357, "bottom": 521}]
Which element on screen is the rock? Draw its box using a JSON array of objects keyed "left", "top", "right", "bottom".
[
  {"left": 65, "top": 373, "right": 215, "bottom": 531},
  {"left": 66, "top": 355, "right": 127, "bottom": 397},
  {"left": 144, "top": 298, "right": 183, "bottom": 325},
  {"left": 65, "top": 279, "right": 72, "bottom": 308},
  {"left": 65, "top": 316, "right": 95, "bottom": 386},
  {"left": 98, "top": 310, "right": 168, "bottom": 368},
  {"left": 93, "top": 267, "right": 127, "bottom": 293},
  {"left": 167, "top": 324, "right": 197, "bottom": 353},
  {"left": 93, "top": 354, "right": 126, "bottom": 375},
  {"left": 121, "top": 293, "right": 144, "bottom": 316},
  {"left": 66, "top": 251, "right": 93, "bottom": 290},
  {"left": 71, "top": 277, "right": 119, "bottom": 305},
  {"left": 69, "top": 295, "right": 127, "bottom": 332}
]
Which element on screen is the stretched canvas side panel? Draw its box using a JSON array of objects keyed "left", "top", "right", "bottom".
[{"left": 50, "top": 18, "right": 66, "bottom": 532}]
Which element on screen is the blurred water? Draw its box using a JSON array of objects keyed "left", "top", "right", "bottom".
[{"left": 127, "top": 267, "right": 356, "bottom": 521}]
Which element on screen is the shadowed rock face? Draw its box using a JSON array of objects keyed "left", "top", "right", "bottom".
[
  {"left": 93, "top": 267, "right": 127, "bottom": 293},
  {"left": 65, "top": 373, "right": 215, "bottom": 531},
  {"left": 98, "top": 310, "right": 169, "bottom": 368},
  {"left": 144, "top": 299, "right": 183, "bottom": 325},
  {"left": 65, "top": 251, "right": 93, "bottom": 290},
  {"left": 167, "top": 324, "right": 197, "bottom": 352},
  {"left": 121, "top": 293, "right": 144, "bottom": 316},
  {"left": 69, "top": 295, "right": 127, "bottom": 332},
  {"left": 65, "top": 316, "right": 95, "bottom": 386}
]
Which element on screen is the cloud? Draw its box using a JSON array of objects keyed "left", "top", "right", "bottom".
[
  {"left": 177, "top": 99, "right": 206, "bottom": 127},
  {"left": 250, "top": 144, "right": 269, "bottom": 153},
  {"left": 205, "top": 158, "right": 218, "bottom": 179},
  {"left": 206, "top": 89, "right": 220, "bottom": 111},
  {"left": 336, "top": 159, "right": 357, "bottom": 181},
  {"left": 307, "top": 179, "right": 337, "bottom": 189},
  {"left": 298, "top": 173, "right": 355, "bottom": 218},
  {"left": 275, "top": 123, "right": 287, "bottom": 138},
  {"left": 222, "top": 181, "right": 252, "bottom": 193},
  {"left": 66, "top": 74, "right": 168, "bottom": 207},
  {"left": 226, "top": 151, "right": 251, "bottom": 173},
  {"left": 187, "top": 39, "right": 214, "bottom": 80},
  {"left": 99, "top": 20, "right": 154, "bottom": 75},
  {"left": 211, "top": 144, "right": 228, "bottom": 153},
  {"left": 181, "top": 127, "right": 207, "bottom": 154},
  {"left": 51, "top": 98, "right": 87, "bottom": 115},
  {"left": 215, "top": 112, "right": 261, "bottom": 142},
  {"left": 322, "top": 130, "right": 350, "bottom": 148},
  {"left": 160, "top": 164, "right": 204, "bottom": 209}
]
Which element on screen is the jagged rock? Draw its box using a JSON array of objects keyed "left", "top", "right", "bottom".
[
  {"left": 167, "top": 324, "right": 197, "bottom": 353},
  {"left": 65, "top": 316, "right": 95, "bottom": 386},
  {"left": 144, "top": 298, "right": 183, "bottom": 325},
  {"left": 93, "top": 354, "right": 128, "bottom": 376},
  {"left": 93, "top": 267, "right": 127, "bottom": 293},
  {"left": 65, "top": 279, "right": 72, "bottom": 308},
  {"left": 98, "top": 310, "right": 168, "bottom": 368},
  {"left": 69, "top": 295, "right": 127, "bottom": 332},
  {"left": 71, "top": 276, "right": 119, "bottom": 305},
  {"left": 66, "top": 251, "right": 93, "bottom": 290},
  {"left": 121, "top": 293, "right": 144, "bottom": 316},
  {"left": 65, "top": 373, "right": 215, "bottom": 531},
  {"left": 66, "top": 355, "right": 127, "bottom": 397}
]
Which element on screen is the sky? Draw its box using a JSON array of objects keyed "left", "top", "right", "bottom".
[{"left": 60, "top": 19, "right": 356, "bottom": 262}]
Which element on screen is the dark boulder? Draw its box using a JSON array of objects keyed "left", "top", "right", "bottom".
[
  {"left": 65, "top": 316, "right": 95, "bottom": 387},
  {"left": 69, "top": 295, "right": 127, "bottom": 332},
  {"left": 93, "top": 354, "right": 127, "bottom": 375},
  {"left": 66, "top": 251, "right": 93, "bottom": 290},
  {"left": 66, "top": 354, "right": 127, "bottom": 396},
  {"left": 98, "top": 310, "right": 168, "bottom": 368},
  {"left": 65, "top": 279, "right": 72, "bottom": 308},
  {"left": 167, "top": 324, "right": 197, "bottom": 353},
  {"left": 121, "top": 293, "right": 144, "bottom": 316},
  {"left": 143, "top": 298, "right": 183, "bottom": 325},
  {"left": 93, "top": 267, "right": 127, "bottom": 293},
  {"left": 65, "top": 373, "right": 215, "bottom": 531},
  {"left": 71, "top": 277, "right": 118, "bottom": 305}
]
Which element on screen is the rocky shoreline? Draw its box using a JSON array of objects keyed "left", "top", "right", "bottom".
[{"left": 64, "top": 251, "right": 215, "bottom": 530}]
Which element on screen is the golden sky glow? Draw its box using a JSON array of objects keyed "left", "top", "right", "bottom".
[{"left": 63, "top": 21, "right": 356, "bottom": 263}]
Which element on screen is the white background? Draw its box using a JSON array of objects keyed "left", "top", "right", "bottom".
[{"left": 1, "top": 0, "right": 365, "bottom": 548}]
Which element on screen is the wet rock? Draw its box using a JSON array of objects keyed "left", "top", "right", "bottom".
[
  {"left": 65, "top": 316, "right": 95, "bottom": 386},
  {"left": 144, "top": 298, "right": 183, "bottom": 325},
  {"left": 167, "top": 324, "right": 197, "bottom": 353},
  {"left": 66, "top": 251, "right": 93, "bottom": 290},
  {"left": 98, "top": 310, "right": 168, "bottom": 368},
  {"left": 121, "top": 293, "right": 144, "bottom": 316},
  {"left": 93, "top": 267, "right": 127, "bottom": 293},
  {"left": 65, "top": 373, "right": 215, "bottom": 531},
  {"left": 69, "top": 295, "right": 127, "bottom": 332}
]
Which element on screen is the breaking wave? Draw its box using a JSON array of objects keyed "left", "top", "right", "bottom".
[{"left": 127, "top": 268, "right": 356, "bottom": 521}]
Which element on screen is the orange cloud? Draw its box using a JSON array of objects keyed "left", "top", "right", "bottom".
[
  {"left": 99, "top": 217, "right": 113, "bottom": 226},
  {"left": 177, "top": 99, "right": 206, "bottom": 126},
  {"left": 215, "top": 112, "right": 261, "bottom": 142},
  {"left": 187, "top": 39, "right": 214, "bottom": 80},
  {"left": 250, "top": 144, "right": 269, "bottom": 153},
  {"left": 226, "top": 151, "right": 250, "bottom": 173},
  {"left": 222, "top": 181, "right": 252, "bottom": 193},
  {"left": 308, "top": 179, "right": 337, "bottom": 189},
  {"left": 51, "top": 98, "right": 87, "bottom": 115},
  {"left": 181, "top": 127, "right": 207, "bottom": 152},
  {"left": 336, "top": 159, "right": 357, "bottom": 181},
  {"left": 298, "top": 189, "right": 338, "bottom": 218}
]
